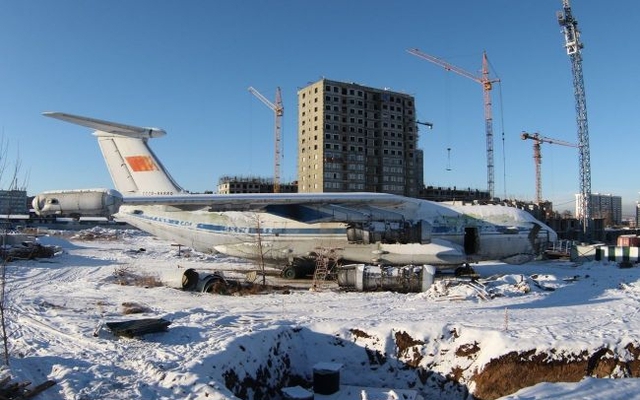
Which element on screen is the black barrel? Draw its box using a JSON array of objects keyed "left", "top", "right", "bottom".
[{"left": 313, "top": 362, "right": 342, "bottom": 395}]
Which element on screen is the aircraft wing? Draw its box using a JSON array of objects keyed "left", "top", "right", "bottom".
[{"left": 121, "top": 192, "right": 414, "bottom": 223}]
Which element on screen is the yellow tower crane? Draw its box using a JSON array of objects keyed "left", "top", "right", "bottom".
[
  {"left": 520, "top": 131, "right": 577, "bottom": 205},
  {"left": 248, "top": 86, "right": 284, "bottom": 193},
  {"left": 408, "top": 48, "right": 500, "bottom": 199}
]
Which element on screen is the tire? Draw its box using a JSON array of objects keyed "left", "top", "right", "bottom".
[
  {"left": 455, "top": 265, "right": 476, "bottom": 277},
  {"left": 282, "top": 267, "right": 297, "bottom": 280}
]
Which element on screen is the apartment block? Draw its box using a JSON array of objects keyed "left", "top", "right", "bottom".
[
  {"left": 0, "top": 190, "right": 27, "bottom": 215},
  {"left": 217, "top": 176, "right": 298, "bottom": 194},
  {"left": 297, "top": 79, "right": 422, "bottom": 196},
  {"left": 575, "top": 193, "right": 622, "bottom": 226}
]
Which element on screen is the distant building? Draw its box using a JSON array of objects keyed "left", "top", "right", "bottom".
[
  {"left": 575, "top": 193, "right": 622, "bottom": 226},
  {"left": 297, "top": 78, "right": 422, "bottom": 196},
  {"left": 418, "top": 186, "right": 491, "bottom": 204},
  {"left": 0, "top": 190, "right": 28, "bottom": 215},
  {"left": 217, "top": 176, "right": 297, "bottom": 194}
]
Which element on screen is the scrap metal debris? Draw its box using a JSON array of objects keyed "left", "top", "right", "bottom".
[
  {"left": 106, "top": 318, "right": 171, "bottom": 338},
  {"left": 1, "top": 243, "right": 56, "bottom": 262},
  {"left": 0, "top": 373, "right": 55, "bottom": 399}
]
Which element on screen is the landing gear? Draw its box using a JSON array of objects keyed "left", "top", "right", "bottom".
[
  {"left": 280, "top": 257, "right": 317, "bottom": 279},
  {"left": 455, "top": 264, "right": 477, "bottom": 277},
  {"left": 281, "top": 266, "right": 297, "bottom": 280}
]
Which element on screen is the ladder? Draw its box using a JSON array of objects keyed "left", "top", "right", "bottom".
[{"left": 312, "top": 247, "right": 339, "bottom": 290}]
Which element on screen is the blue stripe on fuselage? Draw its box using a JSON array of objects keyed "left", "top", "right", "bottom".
[
  {"left": 124, "top": 211, "right": 529, "bottom": 237},
  {"left": 125, "top": 212, "right": 346, "bottom": 235}
]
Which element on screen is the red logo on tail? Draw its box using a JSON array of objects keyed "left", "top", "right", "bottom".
[{"left": 126, "top": 156, "right": 158, "bottom": 172}]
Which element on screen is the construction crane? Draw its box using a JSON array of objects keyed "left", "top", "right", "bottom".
[
  {"left": 408, "top": 48, "right": 500, "bottom": 199},
  {"left": 416, "top": 120, "right": 434, "bottom": 129},
  {"left": 248, "top": 86, "right": 284, "bottom": 193},
  {"left": 521, "top": 132, "right": 578, "bottom": 205},
  {"left": 557, "top": 0, "right": 592, "bottom": 238}
]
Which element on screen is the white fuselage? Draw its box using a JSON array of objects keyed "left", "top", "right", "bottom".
[
  {"left": 36, "top": 112, "right": 558, "bottom": 271},
  {"left": 115, "top": 201, "right": 556, "bottom": 268}
]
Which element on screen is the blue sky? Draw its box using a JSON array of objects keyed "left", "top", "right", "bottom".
[{"left": 0, "top": 1, "right": 638, "bottom": 216}]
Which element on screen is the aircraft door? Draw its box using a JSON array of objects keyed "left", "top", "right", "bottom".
[
  {"left": 464, "top": 227, "right": 479, "bottom": 255},
  {"left": 346, "top": 225, "right": 371, "bottom": 244},
  {"left": 420, "top": 220, "right": 432, "bottom": 244},
  {"left": 528, "top": 222, "right": 542, "bottom": 252}
]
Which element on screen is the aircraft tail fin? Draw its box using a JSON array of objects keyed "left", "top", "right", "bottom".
[{"left": 43, "top": 112, "right": 185, "bottom": 195}]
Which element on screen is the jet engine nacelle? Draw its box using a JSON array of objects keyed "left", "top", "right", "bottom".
[{"left": 32, "top": 188, "right": 123, "bottom": 218}]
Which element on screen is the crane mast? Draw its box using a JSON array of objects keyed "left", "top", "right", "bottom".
[
  {"left": 557, "top": 0, "right": 592, "bottom": 237},
  {"left": 408, "top": 48, "right": 500, "bottom": 198},
  {"left": 521, "top": 132, "right": 578, "bottom": 205},
  {"left": 248, "top": 86, "right": 284, "bottom": 193}
]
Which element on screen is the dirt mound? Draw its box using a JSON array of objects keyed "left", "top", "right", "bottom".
[
  {"left": 472, "top": 344, "right": 640, "bottom": 399},
  {"left": 216, "top": 326, "right": 640, "bottom": 399}
]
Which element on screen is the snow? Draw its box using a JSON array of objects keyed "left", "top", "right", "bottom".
[
  {"left": 500, "top": 377, "right": 640, "bottom": 400},
  {"left": 3, "top": 227, "right": 640, "bottom": 399}
]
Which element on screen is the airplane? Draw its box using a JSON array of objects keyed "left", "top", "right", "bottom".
[{"left": 32, "top": 112, "right": 558, "bottom": 278}]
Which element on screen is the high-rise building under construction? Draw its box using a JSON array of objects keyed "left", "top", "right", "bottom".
[{"left": 297, "top": 78, "right": 422, "bottom": 196}]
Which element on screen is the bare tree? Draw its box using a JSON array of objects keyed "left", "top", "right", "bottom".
[
  {"left": 0, "top": 229, "right": 9, "bottom": 366},
  {"left": 253, "top": 214, "right": 267, "bottom": 286},
  {"left": 0, "top": 138, "right": 28, "bottom": 366}
]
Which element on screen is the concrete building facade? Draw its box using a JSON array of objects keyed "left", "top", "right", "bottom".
[
  {"left": 217, "top": 176, "right": 297, "bottom": 194},
  {"left": 0, "top": 190, "right": 28, "bottom": 215},
  {"left": 297, "top": 79, "right": 422, "bottom": 196},
  {"left": 575, "top": 193, "right": 622, "bottom": 226}
]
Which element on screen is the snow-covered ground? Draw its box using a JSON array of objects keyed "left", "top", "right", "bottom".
[{"left": 4, "top": 227, "right": 640, "bottom": 399}]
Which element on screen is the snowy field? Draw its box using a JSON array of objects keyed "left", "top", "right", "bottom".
[{"left": 4, "top": 227, "right": 640, "bottom": 399}]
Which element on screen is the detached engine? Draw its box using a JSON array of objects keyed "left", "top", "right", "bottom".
[{"left": 32, "top": 188, "right": 123, "bottom": 219}]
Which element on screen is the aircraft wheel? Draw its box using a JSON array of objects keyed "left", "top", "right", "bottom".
[
  {"left": 282, "top": 267, "right": 297, "bottom": 280},
  {"left": 455, "top": 264, "right": 476, "bottom": 277}
]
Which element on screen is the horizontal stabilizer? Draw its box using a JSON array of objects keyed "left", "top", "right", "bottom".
[
  {"left": 43, "top": 112, "right": 166, "bottom": 139},
  {"left": 44, "top": 111, "right": 183, "bottom": 195}
]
